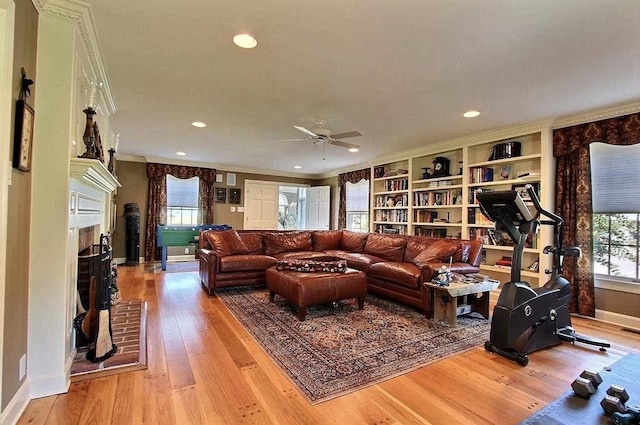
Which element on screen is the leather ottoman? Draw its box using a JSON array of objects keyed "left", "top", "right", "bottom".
[{"left": 266, "top": 266, "right": 367, "bottom": 321}]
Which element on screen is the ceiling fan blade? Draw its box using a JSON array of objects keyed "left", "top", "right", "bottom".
[
  {"left": 279, "top": 138, "right": 307, "bottom": 142},
  {"left": 293, "top": 126, "right": 318, "bottom": 138},
  {"left": 330, "top": 130, "right": 362, "bottom": 139},
  {"left": 331, "top": 139, "right": 360, "bottom": 150}
]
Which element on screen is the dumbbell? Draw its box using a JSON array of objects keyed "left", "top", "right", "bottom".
[
  {"left": 601, "top": 385, "right": 631, "bottom": 415},
  {"left": 611, "top": 405, "right": 640, "bottom": 425},
  {"left": 571, "top": 370, "right": 603, "bottom": 398}
]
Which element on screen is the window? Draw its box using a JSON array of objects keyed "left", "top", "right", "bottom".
[
  {"left": 593, "top": 214, "right": 639, "bottom": 280},
  {"left": 590, "top": 143, "right": 640, "bottom": 282},
  {"left": 166, "top": 175, "right": 199, "bottom": 226},
  {"left": 346, "top": 179, "right": 369, "bottom": 232}
]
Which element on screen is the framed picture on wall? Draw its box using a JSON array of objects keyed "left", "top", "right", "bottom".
[
  {"left": 13, "top": 99, "right": 35, "bottom": 172},
  {"left": 215, "top": 187, "right": 227, "bottom": 203},
  {"left": 229, "top": 188, "right": 242, "bottom": 204},
  {"left": 226, "top": 173, "right": 236, "bottom": 186}
]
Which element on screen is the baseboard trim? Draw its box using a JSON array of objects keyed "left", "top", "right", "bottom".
[
  {"left": 0, "top": 379, "right": 30, "bottom": 425},
  {"left": 28, "top": 358, "right": 70, "bottom": 399},
  {"left": 595, "top": 309, "right": 640, "bottom": 333}
]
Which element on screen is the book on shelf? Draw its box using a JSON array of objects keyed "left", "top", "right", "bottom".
[
  {"left": 495, "top": 256, "right": 512, "bottom": 266},
  {"left": 469, "top": 167, "right": 494, "bottom": 183}
]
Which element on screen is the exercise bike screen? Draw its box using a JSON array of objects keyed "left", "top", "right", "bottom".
[{"left": 476, "top": 190, "right": 535, "bottom": 224}]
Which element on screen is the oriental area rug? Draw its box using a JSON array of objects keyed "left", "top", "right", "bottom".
[
  {"left": 71, "top": 299, "right": 147, "bottom": 381},
  {"left": 217, "top": 287, "right": 490, "bottom": 404}
]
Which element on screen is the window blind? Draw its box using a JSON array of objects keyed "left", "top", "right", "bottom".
[
  {"left": 166, "top": 175, "right": 199, "bottom": 207},
  {"left": 589, "top": 142, "right": 640, "bottom": 213}
]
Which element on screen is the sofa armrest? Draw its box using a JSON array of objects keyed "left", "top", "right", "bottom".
[{"left": 199, "top": 248, "right": 220, "bottom": 295}]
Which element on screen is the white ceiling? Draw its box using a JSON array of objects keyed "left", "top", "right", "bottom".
[{"left": 90, "top": 0, "right": 640, "bottom": 178}]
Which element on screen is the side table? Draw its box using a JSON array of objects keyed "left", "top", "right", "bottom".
[{"left": 424, "top": 274, "right": 499, "bottom": 326}]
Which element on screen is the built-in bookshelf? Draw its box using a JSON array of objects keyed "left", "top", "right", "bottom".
[
  {"left": 370, "top": 124, "right": 553, "bottom": 287},
  {"left": 372, "top": 160, "right": 410, "bottom": 234}
]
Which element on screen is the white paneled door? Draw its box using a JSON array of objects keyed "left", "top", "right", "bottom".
[
  {"left": 305, "top": 186, "right": 330, "bottom": 230},
  {"left": 245, "top": 182, "right": 279, "bottom": 229}
]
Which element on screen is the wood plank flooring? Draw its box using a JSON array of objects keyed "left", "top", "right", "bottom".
[{"left": 18, "top": 263, "right": 640, "bottom": 425}]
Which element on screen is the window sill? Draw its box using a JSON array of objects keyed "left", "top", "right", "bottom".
[{"left": 594, "top": 276, "right": 640, "bottom": 295}]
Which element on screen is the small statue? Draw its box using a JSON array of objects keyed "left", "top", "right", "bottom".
[
  {"left": 421, "top": 167, "right": 431, "bottom": 180},
  {"left": 433, "top": 265, "right": 453, "bottom": 286}
]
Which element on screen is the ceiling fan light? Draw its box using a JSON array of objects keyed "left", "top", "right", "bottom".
[
  {"left": 233, "top": 34, "right": 257, "bottom": 49},
  {"left": 463, "top": 110, "right": 480, "bottom": 118},
  {"left": 348, "top": 148, "right": 359, "bottom": 152}
]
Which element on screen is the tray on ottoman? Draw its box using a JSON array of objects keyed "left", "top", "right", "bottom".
[{"left": 266, "top": 265, "right": 367, "bottom": 321}]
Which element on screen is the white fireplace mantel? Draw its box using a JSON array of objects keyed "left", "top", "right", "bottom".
[{"left": 70, "top": 158, "right": 120, "bottom": 194}]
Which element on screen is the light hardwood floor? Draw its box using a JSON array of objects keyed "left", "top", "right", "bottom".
[{"left": 18, "top": 263, "right": 640, "bottom": 425}]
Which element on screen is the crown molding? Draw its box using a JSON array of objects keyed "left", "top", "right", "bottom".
[
  {"left": 36, "top": 0, "right": 116, "bottom": 115},
  {"left": 118, "top": 155, "right": 320, "bottom": 180},
  {"left": 552, "top": 100, "right": 640, "bottom": 129},
  {"left": 319, "top": 119, "right": 555, "bottom": 179}
]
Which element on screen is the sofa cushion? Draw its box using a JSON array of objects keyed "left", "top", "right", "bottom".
[
  {"left": 329, "top": 252, "right": 385, "bottom": 272},
  {"left": 239, "top": 232, "right": 264, "bottom": 255},
  {"left": 340, "top": 230, "right": 368, "bottom": 252},
  {"left": 368, "top": 262, "right": 421, "bottom": 289},
  {"left": 205, "top": 230, "right": 249, "bottom": 257},
  {"left": 404, "top": 238, "right": 457, "bottom": 268},
  {"left": 219, "top": 254, "right": 278, "bottom": 272},
  {"left": 264, "top": 231, "right": 313, "bottom": 256},
  {"left": 312, "top": 230, "right": 343, "bottom": 251},
  {"left": 363, "top": 233, "right": 407, "bottom": 262}
]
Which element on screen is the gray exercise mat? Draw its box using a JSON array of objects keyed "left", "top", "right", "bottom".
[{"left": 520, "top": 353, "right": 640, "bottom": 425}]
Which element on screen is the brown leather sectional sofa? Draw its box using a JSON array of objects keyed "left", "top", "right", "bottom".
[{"left": 198, "top": 229, "right": 482, "bottom": 315}]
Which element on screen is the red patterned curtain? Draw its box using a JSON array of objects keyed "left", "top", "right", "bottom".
[
  {"left": 338, "top": 168, "right": 371, "bottom": 229},
  {"left": 553, "top": 112, "right": 640, "bottom": 316},
  {"left": 145, "top": 163, "right": 216, "bottom": 261}
]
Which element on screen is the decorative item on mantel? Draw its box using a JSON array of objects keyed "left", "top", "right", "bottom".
[
  {"left": 93, "top": 121, "right": 105, "bottom": 163},
  {"left": 79, "top": 80, "right": 101, "bottom": 160},
  {"left": 107, "top": 133, "right": 119, "bottom": 178}
]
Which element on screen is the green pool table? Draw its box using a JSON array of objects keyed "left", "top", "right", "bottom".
[{"left": 157, "top": 224, "right": 231, "bottom": 270}]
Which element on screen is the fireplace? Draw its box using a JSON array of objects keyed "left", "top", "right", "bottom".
[
  {"left": 69, "top": 159, "right": 120, "bottom": 360},
  {"left": 76, "top": 234, "right": 113, "bottom": 349}
]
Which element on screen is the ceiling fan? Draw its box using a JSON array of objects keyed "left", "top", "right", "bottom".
[{"left": 292, "top": 120, "right": 362, "bottom": 153}]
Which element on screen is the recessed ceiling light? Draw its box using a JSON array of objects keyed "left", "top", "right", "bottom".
[
  {"left": 348, "top": 148, "right": 359, "bottom": 153},
  {"left": 463, "top": 110, "right": 480, "bottom": 118},
  {"left": 233, "top": 34, "right": 257, "bottom": 49},
  {"left": 176, "top": 151, "right": 186, "bottom": 156},
  {"left": 192, "top": 121, "right": 206, "bottom": 128},
  {"left": 294, "top": 165, "right": 302, "bottom": 169}
]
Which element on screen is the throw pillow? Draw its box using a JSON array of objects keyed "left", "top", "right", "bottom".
[{"left": 205, "top": 230, "right": 249, "bottom": 257}]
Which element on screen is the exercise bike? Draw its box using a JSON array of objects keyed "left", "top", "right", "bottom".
[{"left": 477, "top": 185, "right": 610, "bottom": 366}]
